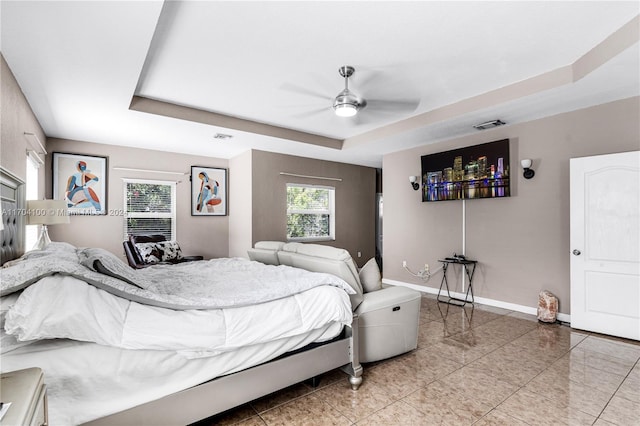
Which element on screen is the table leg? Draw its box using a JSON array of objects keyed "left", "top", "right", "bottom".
[
  {"left": 438, "top": 262, "right": 476, "bottom": 306},
  {"left": 437, "top": 263, "right": 451, "bottom": 303}
]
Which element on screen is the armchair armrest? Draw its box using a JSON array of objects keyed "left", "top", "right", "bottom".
[
  {"left": 354, "top": 286, "right": 422, "bottom": 363},
  {"left": 123, "top": 241, "right": 146, "bottom": 268},
  {"left": 355, "top": 286, "right": 421, "bottom": 315}
]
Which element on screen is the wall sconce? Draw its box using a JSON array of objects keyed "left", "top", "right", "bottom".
[
  {"left": 521, "top": 159, "right": 535, "bottom": 179},
  {"left": 409, "top": 176, "right": 419, "bottom": 190}
]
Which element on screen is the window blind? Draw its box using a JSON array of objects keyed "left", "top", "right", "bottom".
[
  {"left": 124, "top": 179, "right": 176, "bottom": 240},
  {"left": 286, "top": 183, "right": 335, "bottom": 241}
]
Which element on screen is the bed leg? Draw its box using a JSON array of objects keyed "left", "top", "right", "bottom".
[
  {"left": 340, "top": 362, "right": 363, "bottom": 390},
  {"left": 341, "top": 313, "right": 363, "bottom": 390},
  {"left": 348, "top": 373, "right": 363, "bottom": 390}
]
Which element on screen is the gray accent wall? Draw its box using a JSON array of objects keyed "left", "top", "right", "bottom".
[
  {"left": 249, "top": 150, "right": 377, "bottom": 267},
  {"left": 383, "top": 96, "right": 640, "bottom": 314}
]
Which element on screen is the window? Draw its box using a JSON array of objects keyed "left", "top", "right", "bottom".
[
  {"left": 286, "top": 183, "right": 335, "bottom": 241},
  {"left": 124, "top": 179, "right": 176, "bottom": 240}
]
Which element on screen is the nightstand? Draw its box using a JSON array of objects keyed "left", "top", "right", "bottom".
[{"left": 0, "top": 367, "right": 47, "bottom": 426}]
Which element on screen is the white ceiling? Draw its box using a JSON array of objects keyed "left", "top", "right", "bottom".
[{"left": 2, "top": 1, "right": 639, "bottom": 168}]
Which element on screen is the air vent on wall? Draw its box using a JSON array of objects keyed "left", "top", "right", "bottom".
[
  {"left": 473, "top": 119, "right": 506, "bottom": 130},
  {"left": 213, "top": 133, "right": 233, "bottom": 140}
]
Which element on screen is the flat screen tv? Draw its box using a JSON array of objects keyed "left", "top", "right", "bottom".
[{"left": 421, "top": 139, "right": 510, "bottom": 202}]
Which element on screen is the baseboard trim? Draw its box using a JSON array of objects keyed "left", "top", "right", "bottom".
[{"left": 382, "top": 278, "right": 571, "bottom": 324}]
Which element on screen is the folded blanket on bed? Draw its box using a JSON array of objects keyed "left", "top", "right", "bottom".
[{"left": 0, "top": 243, "right": 354, "bottom": 310}]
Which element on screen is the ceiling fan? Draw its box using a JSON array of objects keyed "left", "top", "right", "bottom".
[{"left": 282, "top": 65, "right": 420, "bottom": 122}]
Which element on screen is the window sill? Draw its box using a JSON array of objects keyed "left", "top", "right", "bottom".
[{"left": 287, "top": 236, "right": 336, "bottom": 243}]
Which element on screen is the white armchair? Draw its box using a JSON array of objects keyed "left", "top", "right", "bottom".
[{"left": 248, "top": 242, "right": 421, "bottom": 363}]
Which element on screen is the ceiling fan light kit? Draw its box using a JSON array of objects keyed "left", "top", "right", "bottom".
[
  {"left": 333, "top": 65, "right": 363, "bottom": 117},
  {"left": 333, "top": 92, "right": 359, "bottom": 117}
]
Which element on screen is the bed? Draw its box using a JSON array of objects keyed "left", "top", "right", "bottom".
[{"left": 0, "top": 169, "right": 363, "bottom": 426}]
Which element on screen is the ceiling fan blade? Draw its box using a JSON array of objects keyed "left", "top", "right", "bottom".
[
  {"left": 353, "top": 70, "right": 386, "bottom": 93},
  {"left": 280, "top": 82, "right": 333, "bottom": 102},
  {"left": 349, "top": 98, "right": 420, "bottom": 126},
  {"left": 365, "top": 98, "right": 420, "bottom": 113},
  {"left": 291, "top": 107, "right": 331, "bottom": 119},
  {"left": 351, "top": 112, "right": 380, "bottom": 126}
]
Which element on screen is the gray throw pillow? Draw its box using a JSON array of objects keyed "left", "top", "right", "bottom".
[{"left": 359, "top": 258, "right": 382, "bottom": 293}]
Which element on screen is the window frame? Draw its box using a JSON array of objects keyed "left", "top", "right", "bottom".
[
  {"left": 286, "top": 183, "right": 336, "bottom": 242},
  {"left": 123, "top": 178, "right": 177, "bottom": 241}
]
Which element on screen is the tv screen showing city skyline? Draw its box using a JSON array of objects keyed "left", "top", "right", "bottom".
[{"left": 421, "top": 139, "right": 510, "bottom": 202}]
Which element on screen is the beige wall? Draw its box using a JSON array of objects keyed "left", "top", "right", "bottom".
[
  {"left": 383, "top": 96, "right": 640, "bottom": 314},
  {"left": 45, "top": 138, "right": 230, "bottom": 261},
  {"left": 228, "top": 150, "right": 253, "bottom": 258},
  {"left": 0, "top": 54, "right": 46, "bottom": 195},
  {"left": 41, "top": 142, "right": 375, "bottom": 265},
  {"left": 251, "top": 150, "right": 377, "bottom": 267}
]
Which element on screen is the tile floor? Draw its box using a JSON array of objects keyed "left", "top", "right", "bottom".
[{"left": 198, "top": 295, "right": 640, "bottom": 425}]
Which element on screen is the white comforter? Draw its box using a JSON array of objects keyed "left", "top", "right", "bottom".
[
  {"left": 3, "top": 324, "right": 344, "bottom": 425},
  {"left": 4, "top": 275, "right": 352, "bottom": 358}
]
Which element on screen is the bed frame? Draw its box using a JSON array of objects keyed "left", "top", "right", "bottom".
[
  {"left": 86, "top": 322, "right": 362, "bottom": 425},
  {"left": 0, "top": 167, "right": 363, "bottom": 426},
  {"left": 0, "top": 167, "right": 26, "bottom": 264}
]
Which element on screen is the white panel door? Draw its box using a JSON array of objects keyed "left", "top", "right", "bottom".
[{"left": 570, "top": 151, "right": 640, "bottom": 340}]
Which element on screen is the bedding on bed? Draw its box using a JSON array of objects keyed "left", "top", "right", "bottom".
[
  {"left": 0, "top": 291, "right": 31, "bottom": 354},
  {"left": 1, "top": 274, "right": 350, "bottom": 423},
  {"left": 1, "top": 242, "right": 358, "bottom": 424},
  {"left": 4, "top": 274, "right": 352, "bottom": 357},
  {"left": 0, "top": 242, "right": 355, "bottom": 309},
  {"left": 1, "top": 243, "right": 354, "bottom": 356}
]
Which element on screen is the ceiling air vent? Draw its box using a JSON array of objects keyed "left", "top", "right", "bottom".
[
  {"left": 213, "top": 133, "right": 233, "bottom": 140},
  {"left": 473, "top": 119, "right": 506, "bottom": 131}
]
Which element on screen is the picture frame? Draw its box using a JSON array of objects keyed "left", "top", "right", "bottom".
[
  {"left": 53, "top": 152, "right": 108, "bottom": 215},
  {"left": 191, "top": 166, "right": 227, "bottom": 216}
]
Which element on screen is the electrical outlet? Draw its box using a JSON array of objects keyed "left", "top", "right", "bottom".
[
  {"left": 357, "top": 251, "right": 361, "bottom": 258},
  {"left": 424, "top": 263, "right": 429, "bottom": 273},
  {"left": 402, "top": 260, "right": 407, "bottom": 268}
]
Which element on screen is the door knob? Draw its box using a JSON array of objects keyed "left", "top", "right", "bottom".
[{"left": 572, "top": 249, "right": 581, "bottom": 256}]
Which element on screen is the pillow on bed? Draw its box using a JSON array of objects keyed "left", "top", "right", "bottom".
[
  {"left": 135, "top": 241, "right": 184, "bottom": 264},
  {"left": 359, "top": 258, "right": 382, "bottom": 293},
  {"left": 157, "top": 241, "right": 183, "bottom": 262},
  {"left": 135, "top": 242, "right": 162, "bottom": 264}
]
